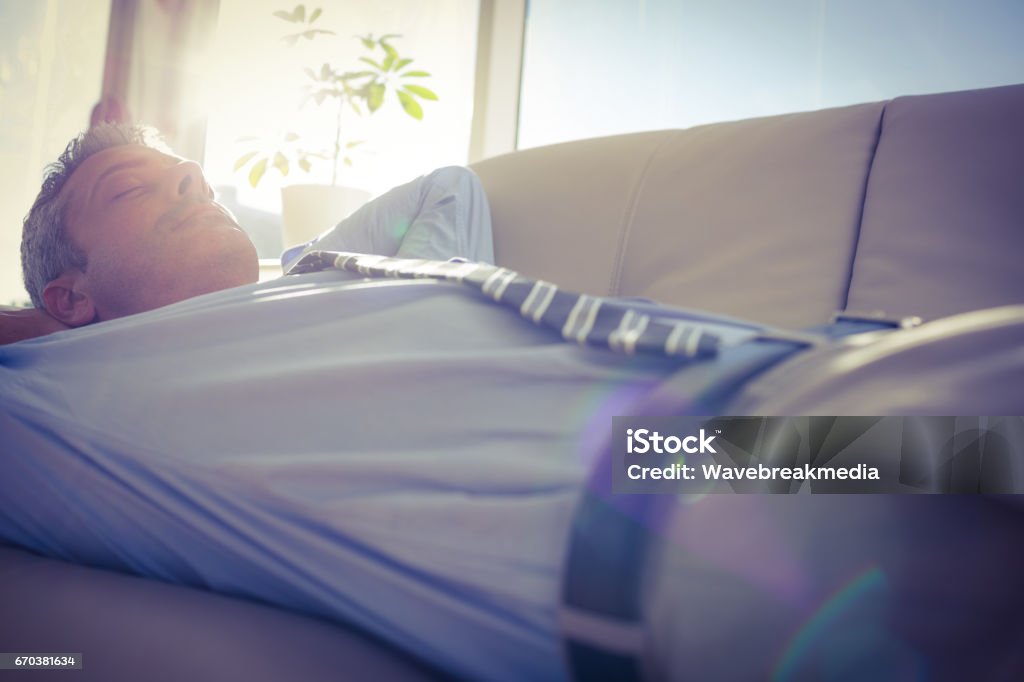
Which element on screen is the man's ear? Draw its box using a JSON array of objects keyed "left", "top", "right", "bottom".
[{"left": 41, "top": 271, "right": 97, "bottom": 327}]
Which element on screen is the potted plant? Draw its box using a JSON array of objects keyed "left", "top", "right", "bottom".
[{"left": 233, "top": 4, "right": 439, "bottom": 247}]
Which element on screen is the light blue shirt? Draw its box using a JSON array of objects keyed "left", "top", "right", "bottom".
[
  {"left": 281, "top": 165, "right": 495, "bottom": 270},
  {"left": 0, "top": 167, "right": 755, "bottom": 681}
]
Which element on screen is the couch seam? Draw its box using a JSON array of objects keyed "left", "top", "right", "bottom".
[
  {"left": 839, "top": 101, "right": 888, "bottom": 311},
  {"left": 607, "top": 132, "right": 678, "bottom": 297}
]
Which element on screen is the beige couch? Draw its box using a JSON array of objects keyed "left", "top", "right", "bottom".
[
  {"left": 474, "top": 83, "right": 1023, "bottom": 330},
  {"left": 473, "top": 83, "right": 1024, "bottom": 417}
]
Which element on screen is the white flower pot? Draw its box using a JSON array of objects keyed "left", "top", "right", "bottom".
[{"left": 280, "top": 184, "right": 371, "bottom": 248}]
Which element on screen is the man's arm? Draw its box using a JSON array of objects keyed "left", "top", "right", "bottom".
[
  {"left": 0, "top": 307, "right": 71, "bottom": 345},
  {"left": 281, "top": 166, "right": 494, "bottom": 270}
]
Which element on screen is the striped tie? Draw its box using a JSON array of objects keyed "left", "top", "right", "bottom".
[{"left": 286, "top": 251, "right": 722, "bottom": 361}]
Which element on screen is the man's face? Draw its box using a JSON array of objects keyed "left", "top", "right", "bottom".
[{"left": 60, "top": 143, "right": 258, "bottom": 320}]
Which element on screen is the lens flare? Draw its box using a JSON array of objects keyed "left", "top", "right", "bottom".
[{"left": 773, "top": 566, "right": 925, "bottom": 681}]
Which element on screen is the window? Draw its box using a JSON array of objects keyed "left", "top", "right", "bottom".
[
  {"left": 0, "top": 0, "right": 109, "bottom": 305},
  {"left": 517, "top": 0, "right": 1024, "bottom": 150},
  {"left": 202, "top": 0, "right": 480, "bottom": 258}
]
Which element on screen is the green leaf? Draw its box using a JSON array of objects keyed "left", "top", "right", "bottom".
[
  {"left": 379, "top": 33, "right": 402, "bottom": 44},
  {"left": 309, "top": 7, "right": 321, "bottom": 23},
  {"left": 394, "top": 58, "right": 412, "bottom": 71},
  {"left": 338, "top": 70, "right": 375, "bottom": 81},
  {"left": 284, "top": 132, "right": 300, "bottom": 142},
  {"left": 357, "top": 33, "right": 375, "bottom": 49},
  {"left": 320, "top": 63, "right": 331, "bottom": 79},
  {"left": 401, "top": 70, "right": 430, "bottom": 78},
  {"left": 358, "top": 56, "right": 384, "bottom": 71},
  {"left": 273, "top": 151, "right": 289, "bottom": 176},
  {"left": 233, "top": 150, "right": 259, "bottom": 172},
  {"left": 382, "top": 53, "right": 396, "bottom": 72},
  {"left": 402, "top": 84, "right": 438, "bottom": 101},
  {"left": 248, "top": 157, "right": 268, "bottom": 188},
  {"left": 367, "top": 83, "right": 385, "bottom": 112},
  {"left": 282, "top": 34, "right": 299, "bottom": 47},
  {"left": 345, "top": 140, "right": 364, "bottom": 148},
  {"left": 298, "top": 157, "right": 312, "bottom": 173},
  {"left": 303, "top": 67, "right": 316, "bottom": 80},
  {"left": 272, "top": 9, "right": 297, "bottom": 22},
  {"left": 381, "top": 42, "right": 399, "bottom": 61},
  {"left": 295, "top": 4, "right": 305, "bottom": 22},
  {"left": 397, "top": 90, "right": 423, "bottom": 120},
  {"left": 343, "top": 157, "right": 353, "bottom": 167},
  {"left": 301, "top": 29, "right": 332, "bottom": 40}
]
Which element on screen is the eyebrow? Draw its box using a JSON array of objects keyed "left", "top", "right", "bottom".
[{"left": 91, "top": 157, "right": 151, "bottom": 203}]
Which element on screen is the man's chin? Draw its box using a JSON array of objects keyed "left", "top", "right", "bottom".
[
  {"left": 146, "top": 246, "right": 259, "bottom": 313},
  {"left": 188, "top": 219, "right": 259, "bottom": 277}
]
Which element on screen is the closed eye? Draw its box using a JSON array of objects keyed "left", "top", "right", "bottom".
[{"left": 113, "top": 185, "right": 145, "bottom": 201}]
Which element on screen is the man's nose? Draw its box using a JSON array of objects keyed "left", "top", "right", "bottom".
[{"left": 167, "top": 160, "right": 209, "bottom": 199}]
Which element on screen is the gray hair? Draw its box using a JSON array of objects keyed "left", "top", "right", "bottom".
[{"left": 20, "top": 123, "right": 170, "bottom": 308}]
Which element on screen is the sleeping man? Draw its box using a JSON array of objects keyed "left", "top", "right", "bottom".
[
  {"left": 5, "top": 123, "right": 495, "bottom": 343},
  {"left": 3, "top": 125, "right": 1021, "bottom": 681},
  {"left": 2, "top": 124, "right": 741, "bottom": 680}
]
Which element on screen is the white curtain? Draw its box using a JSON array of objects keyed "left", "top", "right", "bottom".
[{"left": 91, "top": 0, "right": 220, "bottom": 161}]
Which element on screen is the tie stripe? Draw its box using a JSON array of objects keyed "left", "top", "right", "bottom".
[
  {"left": 286, "top": 251, "right": 720, "bottom": 361},
  {"left": 562, "top": 295, "right": 602, "bottom": 344},
  {"left": 521, "top": 281, "right": 559, "bottom": 322},
  {"left": 609, "top": 310, "right": 650, "bottom": 356},
  {"left": 482, "top": 268, "right": 518, "bottom": 300}
]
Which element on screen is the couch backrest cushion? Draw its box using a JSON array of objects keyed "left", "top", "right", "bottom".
[
  {"left": 847, "top": 84, "right": 1024, "bottom": 322},
  {"left": 615, "top": 103, "right": 883, "bottom": 328},
  {"left": 473, "top": 104, "right": 884, "bottom": 328},
  {"left": 471, "top": 130, "right": 674, "bottom": 297}
]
